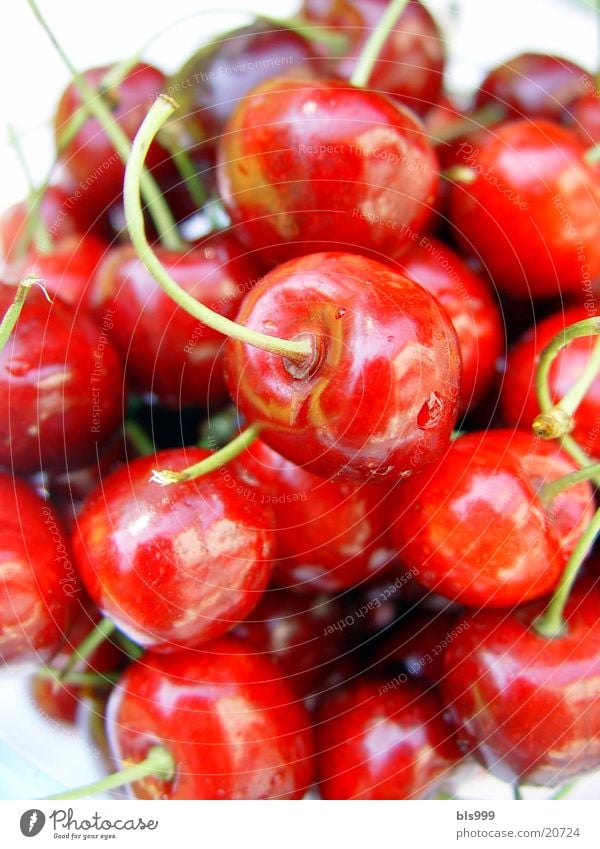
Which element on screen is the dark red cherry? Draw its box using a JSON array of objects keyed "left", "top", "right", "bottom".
[
  {"left": 72, "top": 448, "right": 276, "bottom": 652},
  {"left": 86, "top": 233, "right": 262, "bottom": 408},
  {"left": 475, "top": 53, "right": 595, "bottom": 121},
  {"left": 302, "top": 0, "right": 445, "bottom": 115},
  {"left": 449, "top": 120, "right": 600, "bottom": 298},
  {"left": 54, "top": 63, "right": 168, "bottom": 211},
  {"left": 500, "top": 306, "right": 600, "bottom": 452},
  {"left": 0, "top": 283, "right": 124, "bottom": 474},
  {"left": 442, "top": 583, "right": 600, "bottom": 786},
  {"left": 315, "top": 677, "right": 460, "bottom": 799},
  {"left": 217, "top": 78, "right": 439, "bottom": 265},
  {"left": 225, "top": 252, "right": 461, "bottom": 482},
  {"left": 374, "top": 611, "right": 460, "bottom": 685},
  {"left": 106, "top": 637, "right": 315, "bottom": 799},
  {"left": 389, "top": 236, "right": 503, "bottom": 414},
  {"left": 389, "top": 431, "right": 567, "bottom": 608},
  {"left": 564, "top": 92, "right": 600, "bottom": 146},
  {"left": 0, "top": 473, "right": 78, "bottom": 669}
]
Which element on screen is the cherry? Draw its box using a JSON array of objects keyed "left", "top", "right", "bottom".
[
  {"left": 0, "top": 472, "right": 78, "bottom": 669},
  {"left": 442, "top": 582, "right": 600, "bottom": 786},
  {"left": 388, "top": 431, "right": 576, "bottom": 608},
  {"left": 105, "top": 637, "right": 314, "bottom": 799},
  {"left": 564, "top": 92, "right": 600, "bottom": 147},
  {"left": 389, "top": 236, "right": 503, "bottom": 414},
  {"left": 224, "top": 251, "right": 461, "bottom": 482},
  {"left": 315, "top": 677, "right": 460, "bottom": 798},
  {"left": 374, "top": 610, "right": 460, "bottom": 685},
  {"left": 302, "top": 0, "right": 445, "bottom": 115},
  {"left": 72, "top": 448, "right": 276, "bottom": 652},
  {"left": 216, "top": 77, "right": 439, "bottom": 265},
  {"left": 449, "top": 120, "right": 600, "bottom": 298},
  {"left": 475, "top": 53, "right": 595, "bottom": 121},
  {"left": 0, "top": 283, "right": 124, "bottom": 474},
  {"left": 500, "top": 306, "right": 600, "bottom": 452}
]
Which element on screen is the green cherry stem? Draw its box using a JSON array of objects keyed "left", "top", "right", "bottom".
[
  {"left": 36, "top": 667, "right": 121, "bottom": 688},
  {"left": 350, "top": 0, "right": 409, "bottom": 88},
  {"left": 534, "top": 504, "right": 600, "bottom": 639},
  {"left": 432, "top": 104, "right": 505, "bottom": 146},
  {"left": 157, "top": 124, "right": 207, "bottom": 208},
  {"left": 150, "top": 423, "right": 260, "bottom": 486},
  {"left": 262, "top": 15, "right": 349, "bottom": 52},
  {"left": 25, "top": 0, "right": 183, "bottom": 251},
  {"left": 441, "top": 165, "right": 477, "bottom": 184},
  {"left": 6, "top": 124, "right": 54, "bottom": 256},
  {"left": 45, "top": 746, "right": 176, "bottom": 800},
  {"left": 538, "top": 461, "right": 600, "bottom": 505},
  {"left": 0, "top": 277, "right": 48, "bottom": 356},
  {"left": 125, "top": 420, "right": 155, "bottom": 457},
  {"left": 114, "top": 631, "right": 144, "bottom": 661},
  {"left": 124, "top": 95, "right": 313, "bottom": 361},
  {"left": 59, "top": 617, "right": 116, "bottom": 682}
]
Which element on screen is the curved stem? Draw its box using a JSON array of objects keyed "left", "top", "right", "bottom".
[
  {"left": 432, "top": 104, "right": 505, "bottom": 145},
  {"left": 534, "top": 505, "right": 600, "bottom": 639},
  {"left": 158, "top": 124, "right": 206, "bottom": 208},
  {"left": 262, "top": 15, "right": 348, "bottom": 52},
  {"left": 0, "top": 278, "right": 46, "bottom": 356},
  {"left": 124, "top": 95, "right": 313, "bottom": 361},
  {"left": 114, "top": 631, "right": 144, "bottom": 660},
  {"left": 350, "top": 0, "right": 409, "bottom": 88},
  {"left": 59, "top": 617, "right": 116, "bottom": 682},
  {"left": 6, "top": 124, "right": 53, "bottom": 255},
  {"left": 45, "top": 745, "right": 176, "bottom": 800},
  {"left": 25, "top": 0, "right": 183, "bottom": 251},
  {"left": 538, "top": 461, "right": 600, "bottom": 505},
  {"left": 151, "top": 423, "right": 260, "bottom": 486}
]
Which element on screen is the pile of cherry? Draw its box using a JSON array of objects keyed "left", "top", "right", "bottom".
[{"left": 1, "top": 0, "right": 600, "bottom": 800}]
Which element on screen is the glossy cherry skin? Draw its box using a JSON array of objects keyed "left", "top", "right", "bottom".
[
  {"left": 230, "top": 439, "right": 395, "bottom": 592},
  {"left": 315, "top": 677, "right": 460, "bottom": 799},
  {"left": 475, "top": 53, "right": 595, "bottom": 121},
  {"left": 443, "top": 583, "right": 600, "bottom": 786},
  {"left": 374, "top": 611, "right": 460, "bottom": 685},
  {"left": 54, "top": 63, "right": 168, "bottom": 211},
  {"left": 106, "top": 637, "right": 315, "bottom": 799},
  {"left": 302, "top": 0, "right": 445, "bottom": 115},
  {"left": 225, "top": 252, "right": 461, "bottom": 482},
  {"left": 500, "top": 306, "right": 600, "bottom": 452},
  {"left": 0, "top": 473, "right": 78, "bottom": 669},
  {"left": 0, "top": 283, "right": 124, "bottom": 474},
  {"left": 169, "top": 21, "right": 328, "bottom": 151},
  {"left": 217, "top": 78, "right": 439, "bottom": 266},
  {"left": 73, "top": 449, "right": 276, "bottom": 652},
  {"left": 564, "top": 92, "right": 600, "bottom": 146},
  {"left": 87, "top": 234, "right": 262, "bottom": 408},
  {"left": 449, "top": 120, "right": 600, "bottom": 298},
  {"left": 389, "top": 236, "right": 503, "bottom": 414},
  {"left": 389, "top": 432, "right": 567, "bottom": 608}
]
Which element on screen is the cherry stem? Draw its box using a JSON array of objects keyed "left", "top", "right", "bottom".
[
  {"left": 124, "top": 95, "right": 313, "bottom": 362},
  {"left": 114, "top": 631, "right": 144, "bottom": 660},
  {"left": 350, "top": 0, "right": 409, "bottom": 88},
  {"left": 58, "top": 617, "right": 116, "bottom": 682},
  {"left": 534, "top": 504, "right": 600, "bottom": 639},
  {"left": 263, "top": 15, "right": 348, "bottom": 53},
  {"left": 125, "top": 420, "right": 155, "bottom": 457},
  {"left": 551, "top": 780, "right": 576, "bottom": 800},
  {"left": 442, "top": 165, "right": 477, "bottom": 184},
  {"left": 538, "top": 461, "right": 600, "bottom": 505},
  {"left": 0, "top": 277, "right": 48, "bottom": 357},
  {"left": 6, "top": 124, "right": 53, "bottom": 256},
  {"left": 157, "top": 124, "right": 207, "bottom": 208},
  {"left": 431, "top": 104, "right": 505, "bottom": 146},
  {"left": 45, "top": 745, "right": 176, "bottom": 800},
  {"left": 36, "top": 667, "right": 120, "bottom": 688},
  {"left": 151, "top": 423, "right": 260, "bottom": 486},
  {"left": 25, "top": 0, "right": 183, "bottom": 252}
]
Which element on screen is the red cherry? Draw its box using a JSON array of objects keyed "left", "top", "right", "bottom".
[
  {"left": 389, "top": 236, "right": 503, "bottom": 413},
  {"left": 225, "top": 252, "right": 461, "bottom": 482},
  {"left": 374, "top": 611, "right": 460, "bottom": 685},
  {"left": 0, "top": 472, "right": 78, "bottom": 669},
  {"left": 442, "top": 582, "right": 600, "bottom": 786},
  {"left": 475, "top": 53, "right": 595, "bottom": 121},
  {"left": 72, "top": 448, "right": 276, "bottom": 651},
  {"left": 500, "top": 306, "right": 600, "bottom": 451},
  {"left": 87, "top": 233, "right": 262, "bottom": 408},
  {"left": 315, "top": 677, "right": 460, "bottom": 798},
  {"left": 54, "top": 63, "right": 168, "bottom": 211},
  {"left": 389, "top": 431, "right": 570, "bottom": 608},
  {"left": 564, "top": 92, "right": 600, "bottom": 147},
  {"left": 449, "top": 120, "right": 600, "bottom": 298},
  {"left": 302, "top": 0, "right": 445, "bottom": 115},
  {"left": 0, "top": 283, "right": 124, "bottom": 474},
  {"left": 217, "top": 78, "right": 439, "bottom": 265},
  {"left": 106, "top": 637, "right": 315, "bottom": 799}
]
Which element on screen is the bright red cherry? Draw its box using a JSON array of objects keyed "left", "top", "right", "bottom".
[
  {"left": 500, "top": 306, "right": 600, "bottom": 452},
  {"left": 87, "top": 233, "right": 262, "bottom": 408},
  {"left": 475, "top": 53, "right": 595, "bottom": 121},
  {"left": 374, "top": 611, "right": 460, "bottom": 685},
  {"left": 0, "top": 283, "right": 124, "bottom": 474},
  {"left": 315, "top": 677, "right": 460, "bottom": 798},
  {"left": 389, "top": 236, "right": 503, "bottom": 414},
  {"left": 225, "top": 252, "right": 461, "bottom": 482},
  {"left": 564, "top": 92, "right": 600, "bottom": 146},
  {"left": 389, "top": 431, "right": 572, "bottom": 608},
  {"left": 217, "top": 78, "right": 439, "bottom": 265},
  {"left": 106, "top": 637, "right": 315, "bottom": 799},
  {"left": 302, "top": 0, "right": 445, "bottom": 115},
  {"left": 0, "top": 472, "right": 78, "bottom": 669},
  {"left": 449, "top": 120, "right": 600, "bottom": 298},
  {"left": 72, "top": 448, "right": 276, "bottom": 652},
  {"left": 442, "top": 583, "right": 600, "bottom": 786}
]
